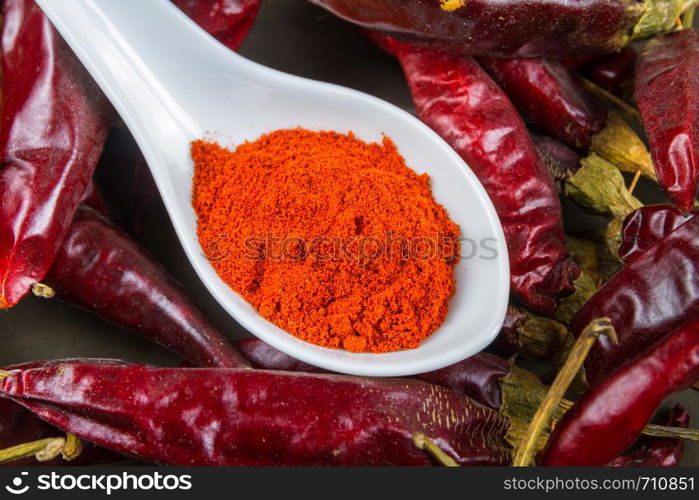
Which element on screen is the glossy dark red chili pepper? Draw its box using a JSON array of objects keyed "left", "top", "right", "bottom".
[
  {"left": 0, "top": 0, "right": 112, "bottom": 308},
  {"left": 478, "top": 58, "right": 606, "bottom": 149},
  {"left": 0, "top": 397, "right": 120, "bottom": 467},
  {"left": 581, "top": 46, "right": 637, "bottom": 98},
  {"left": 385, "top": 38, "right": 578, "bottom": 314},
  {"left": 0, "top": 360, "right": 512, "bottom": 466},
  {"left": 571, "top": 214, "right": 699, "bottom": 386},
  {"left": 635, "top": 28, "right": 699, "bottom": 214},
  {"left": 530, "top": 130, "right": 583, "bottom": 193},
  {"left": 238, "top": 338, "right": 509, "bottom": 410},
  {"left": 41, "top": 206, "right": 247, "bottom": 368},
  {"left": 609, "top": 405, "right": 688, "bottom": 467},
  {"left": 174, "top": 0, "right": 261, "bottom": 51},
  {"left": 308, "top": 0, "right": 679, "bottom": 58},
  {"left": 542, "top": 315, "right": 699, "bottom": 466},
  {"left": 619, "top": 205, "right": 698, "bottom": 263}
]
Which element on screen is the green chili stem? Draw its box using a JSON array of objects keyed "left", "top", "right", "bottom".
[{"left": 512, "top": 318, "right": 617, "bottom": 466}]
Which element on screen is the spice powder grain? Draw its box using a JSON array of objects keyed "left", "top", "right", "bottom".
[{"left": 192, "top": 128, "right": 459, "bottom": 353}]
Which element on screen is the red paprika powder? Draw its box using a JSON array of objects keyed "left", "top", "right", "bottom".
[{"left": 191, "top": 128, "right": 459, "bottom": 353}]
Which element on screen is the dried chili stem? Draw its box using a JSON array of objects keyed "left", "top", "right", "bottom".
[
  {"left": 0, "top": 370, "right": 83, "bottom": 463},
  {"left": 590, "top": 111, "right": 657, "bottom": 182},
  {"left": 413, "top": 433, "right": 459, "bottom": 467},
  {"left": 62, "top": 433, "right": 84, "bottom": 460},
  {"left": 32, "top": 283, "right": 55, "bottom": 299},
  {"left": 513, "top": 318, "right": 617, "bottom": 466},
  {"left": 579, "top": 77, "right": 641, "bottom": 125},
  {"left": 0, "top": 437, "right": 66, "bottom": 464},
  {"left": 565, "top": 153, "right": 643, "bottom": 218},
  {"left": 628, "top": 169, "right": 643, "bottom": 195},
  {"left": 633, "top": 0, "right": 698, "bottom": 40},
  {"left": 642, "top": 424, "right": 699, "bottom": 441}
]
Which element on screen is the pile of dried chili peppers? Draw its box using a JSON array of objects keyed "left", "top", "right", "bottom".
[{"left": 0, "top": 0, "right": 698, "bottom": 467}]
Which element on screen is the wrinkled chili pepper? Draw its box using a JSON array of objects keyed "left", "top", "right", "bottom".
[
  {"left": 542, "top": 315, "right": 699, "bottom": 466},
  {"left": 236, "top": 337, "right": 572, "bottom": 426},
  {"left": 0, "top": 360, "right": 513, "bottom": 466},
  {"left": 0, "top": 397, "right": 120, "bottom": 467},
  {"left": 487, "top": 305, "right": 568, "bottom": 360},
  {"left": 309, "top": 0, "right": 688, "bottom": 58},
  {"left": 237, "top": 338, "right": 510, "bottom": 410},
  {"left": 580, "top": 46, "right": 637, "bottom": 98},
  {"left": 0, "top": 0, "right": 112, "bottom": 308},
  {"left": 384, "top": 38, "right": 578, "bottom": 314},
  {"left": 619, "top": 205, "right": 698, "bottom": 263},
  {"left": 40, "top": 206, "right": 247, "bottom": 369},
  {"left": 570, "top": 214, "right": 699, "bottom": 386},
  {"left": 478, "top": 58, "right": 607, "bottom": 149},
  {"left": 530, "top": 130, "right": 583, "bottom": 193},
  {"left": 174, "top": 0, "right": 261, "bottom": 51},
  {"left": 609, "top": 405, "right": 688, "bottom": 467},
  {"left": 635, "top": 28, "right": 699, "bottom": 214}
]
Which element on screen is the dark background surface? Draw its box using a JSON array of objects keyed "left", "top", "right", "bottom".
[{"left": 0, "top": 0, "right": 696, "bottom": 465}]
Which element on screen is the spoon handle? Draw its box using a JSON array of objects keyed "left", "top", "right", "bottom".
[{"left": 35, "top": 0, "right": 242, "bottom": 174}]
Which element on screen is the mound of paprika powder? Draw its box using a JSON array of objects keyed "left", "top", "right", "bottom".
[{"left": 191, "top": 128, "right": 459, "bottom": 353}]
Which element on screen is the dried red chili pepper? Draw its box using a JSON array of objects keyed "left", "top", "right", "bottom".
[
  {"left": 40, "top": 206, "right": 247, "bottom": 368},
  {"left": 309, "top": 0, "right": 686, "bottom": 58},
  {"left": 0, "top": 398, "right": 120, "bottom": 466},
  {"left": 0, "top": 0, "right": 112, "bottom": 308},
  {"left": 0, "top": 360, "right": 512, "bottom": 466},
  {"left": 530, "top": 131, "right": 583, "bottom": 193},
  {"left": 635, "top": 28, "right": 699, "bottom": 214},
  {"left": 174, "top": 0, "right": 261, "bottom": 51},
  {"left": 570, "top": 214, "right": 699, "bottom": 386},
  {"left": 478, "top": 58, "right": 607, "bottom": 149},
  {"left": 609, "top": 404, "right": 688, "bottom": 467},
  {"left": 619, "top": 205, "right": 698, "bottom": 263},
  {"left": 487, "top": 305, "right": 569, "bottom": 360},
  {"left": 580, "top": 46, "right": 637, "bottom": 98},
  {"left": 238, "top": 338, "right": 510, "bottom": 410},
  {"left": 385, "top": 38, "right": 578, "bottom": 314},
  {"left": 542, "top": 315, "right": 699, "bottom": 466}
]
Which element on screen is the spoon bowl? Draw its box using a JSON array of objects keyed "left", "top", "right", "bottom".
[{"left": 37, "top": 0, "right": 509, "bottom": 376}]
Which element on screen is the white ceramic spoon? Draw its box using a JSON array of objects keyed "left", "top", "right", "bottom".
[{"left": 37, "top": 0, "right": 509, "bottom": 376}]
